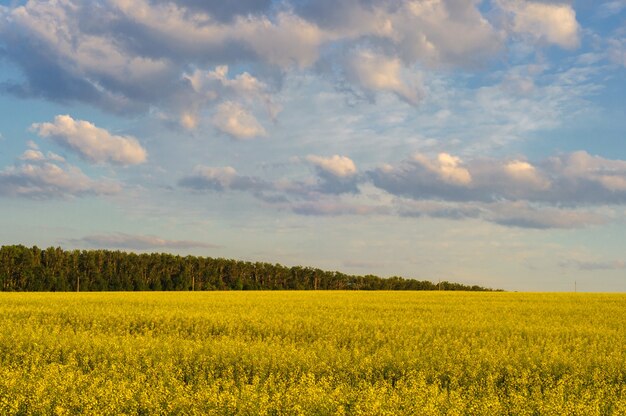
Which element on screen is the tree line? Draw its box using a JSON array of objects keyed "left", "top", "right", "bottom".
[{"left": 0, "top": 245, "right": 495, "bottom": 292}]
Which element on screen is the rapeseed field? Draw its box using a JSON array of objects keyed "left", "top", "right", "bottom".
[{"left": 1, "top": 291, "right": 625, "bottom": 415}]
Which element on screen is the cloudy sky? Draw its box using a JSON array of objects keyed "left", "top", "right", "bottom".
[{"left": 0, "top": 0, "right": 625, "bottom": 291}]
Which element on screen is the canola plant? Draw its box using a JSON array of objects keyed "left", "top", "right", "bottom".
[{"left": 0, "top": 291, "right": 625, "bottom": 415}]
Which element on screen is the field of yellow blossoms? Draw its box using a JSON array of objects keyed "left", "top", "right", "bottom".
[{"left": 1, "top": 291, "right": 625, "bottom": 415}]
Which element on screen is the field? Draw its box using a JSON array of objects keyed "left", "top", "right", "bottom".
[{"left": 1, "top": 292, "right": 625, "bottom": 415}]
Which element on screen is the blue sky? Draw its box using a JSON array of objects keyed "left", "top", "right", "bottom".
[{"left": 1, "top": 0, "right": 625, "bottom": 291}]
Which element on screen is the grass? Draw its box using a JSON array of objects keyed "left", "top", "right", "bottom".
[{"left": 1, "top": 291, "right": 625, "bottom": 415}]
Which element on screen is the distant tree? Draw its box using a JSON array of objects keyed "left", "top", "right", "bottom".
[{"left": 0, "top": 245, "right": 497, "bottom": 292}]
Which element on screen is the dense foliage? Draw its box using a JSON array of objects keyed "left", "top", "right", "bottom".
[
  {"left": 0, "top": 245, "right": 491, "bottom": 292},
  {"left": 1, "top": 292, "right": 625, "bottom": 415}
]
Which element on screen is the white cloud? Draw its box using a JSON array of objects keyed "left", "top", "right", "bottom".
[
  {"left": 109, "top": 0, "right": 327, "bottom": 69},
  {"left": 1, "top": 0, "right": 173, "bottom": 113},
  {"left": 345, "top": 49, "right": 423, "bottom": 105},
  {"left": 369, "top": 151, "right": 626, "bottom": 205},
  {"left": 412, "top": 152, "right": 472, "bottom": 186},
  {"left": 19, "top": 149, "right": 45, "bottom": 161},
  {"left": 177, "top": 149, "right": 626, "bottom": 228},
  {"left": 185, "top": 65, "right": 266, "bottom": 98},
  {"left": 212, "top": 102, "right": 267, "bottom": 139},
  {"left": 504, "top": 160, "right": 550, "bottom": 190},
  {"left": 31, "top": 115, "right": 147, "bottom": 165},
  {"left": 500, "top": 0, "right": 580, "bottom": 49},
  {"left": 0, "top": 150, "right": 121, "bottom": 198},
  {"left": 306, "top": 155, "right": 357, "bottom": 177},
  {"left": 180, "top": 65, "right": 279, "bottom": 130},
  {"left": 0, "top": 0, "right": 507, "bottom": 118},
  {"left": 548, "top": 151, "right": 626, "bottom": 192}
]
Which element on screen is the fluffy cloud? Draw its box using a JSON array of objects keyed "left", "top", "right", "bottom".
[
  {"left": 368, "top": 153, "right": 475, "bottom": 201},
  {"left": 305, "top": 155, "right": 360, "bottom": 195},
  {"left": 296, "top": 0, "right": 503, "bottom": 67},
  {"left": 0, "top": 150, "right": 121, "bottom": 199},
  {"left": 173, "top": 64, "right": 279, "bottom": 134},
  {"left": 306, "top": 155, "right": 357, "bottom": 178},
  {"left": 19, "top": 149, "right": 45, "bottom": 162},
  {"left": 345, "top": 49, "right": 423, "bottom": 104},
  {"left": 369, "top": 151, "right": 626, "bottom": 205},
  {"left": 106, "top": 0, "right": 328, "bottom": 69},
  {"left": 178, "top": 150, "right": 626, "bottom": 226},
  {"left": 211, "top": 102, "right": 267, "bottom": 139},
  {"left": 31, "top": 115, "right": 147, "bottom": 166},
  {"left": 179, "top": 158, "right": 361, "bottom": 198},
  {"left": 72, "top": 233, "right": 220, "bottom": 250},
  {"left": 499, "top": 0, "right": 580, "bottom": 49},
  {"left": 0, "top": 0, "right": 175, "bottom": 114},
  {"left": 0, "top": 0, "right": 552, "bottom": 122},
  {"left": 185, "top": 66, "right": 267, "bottom": 100}
]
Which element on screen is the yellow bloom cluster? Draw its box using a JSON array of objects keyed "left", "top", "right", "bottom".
[{"left": 0, "top": 292, "right": 625, "bottom": 415}]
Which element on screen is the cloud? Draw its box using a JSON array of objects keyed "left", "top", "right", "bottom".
[
  {"left": 148, "top": 0, "right": 273, "bottom": 23},
  {"left": 0, "top": 1, "right": 174, "bottom": 114},
  {"left": 179, "top": 155, "right": 363, "bottom": 201},
  {"left": 70, "top": 233, "right": 220, "bottom": 250},
  {"left": 306, "top": 155, "right": 357, "bottom": 178},
  {"left": 291, "top": 200, "right": 389, "bottom": 216},
  {"left": 0, "top": 150, "right": 121, "bottom": 199},
  {"left": 396, "top": 199, "right": 483, "bottom": 220},
  {"left": 0, "top": 0, "right": 506, "bottom": 121},
  {"left": 396, "top": 199, "right": 606, "bottom": 229},
  {"left": 485, "top": 201, "right": 606, "bottom": 229},
  {"left": 296, "top": 0, "right": 503, "bottom": 67},
  {"left": 368, "top": 153, "right": 475, "bottom": 201},
  {"left": 596, "top": 0, "right": 626, "bottom": 18},
  {"left": 369, "top": 151, "right": 626, "bottom": 205},
  {"left": 499, "top": 0, "right": 580, "bottom": 49},
  {"left": 344, "top": 49, "right": 423, "bottom": 104},
  {"left": 19, "top": 149, "right": 45, "bottom": 162},
  {"left": 0, "top": 0, "right": 586, "bottom": 129},
  {"left": 177, "top": 150, "right": 626, "bottom": 227},
  {"left": 31, "top": 115, "right": 147, "bottom": 165},
  {"left": 211, "top": 102, "right": 267, "bottom": 139},
  {"left": 178, "top": 166, "right": 270, "bottom": 192},
  {"left": 303, "top": 154, "right": 360, "bottom": 195},
  {"left": 179, "top": 65, "right": 279, "bottom": 130},
  {"left": 185, "top": 65, "right": 267, "bottom": 100},
  {"left": 107, "top": 0, "right": 327, "bottom": 69}
]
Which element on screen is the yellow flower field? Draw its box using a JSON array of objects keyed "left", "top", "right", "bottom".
[{"left": 1, "top": 292, "right": 625, "bottom": 415}]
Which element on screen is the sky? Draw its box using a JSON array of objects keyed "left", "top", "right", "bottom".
[{"left": 0, "top": 0, "right": 625, "bottom": 292}]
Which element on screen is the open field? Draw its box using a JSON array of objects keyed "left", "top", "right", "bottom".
[{"left": 1, "top": 292, "right": 625, "bottom": 415}]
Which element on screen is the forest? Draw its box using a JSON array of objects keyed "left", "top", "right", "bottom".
[{"left": 0, "top": 245, "right": 493, "bottom": 292}]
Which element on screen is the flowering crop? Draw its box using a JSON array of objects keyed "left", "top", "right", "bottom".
[{"left": 0, "top": 292, "right": 625, "bottom": 415}]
